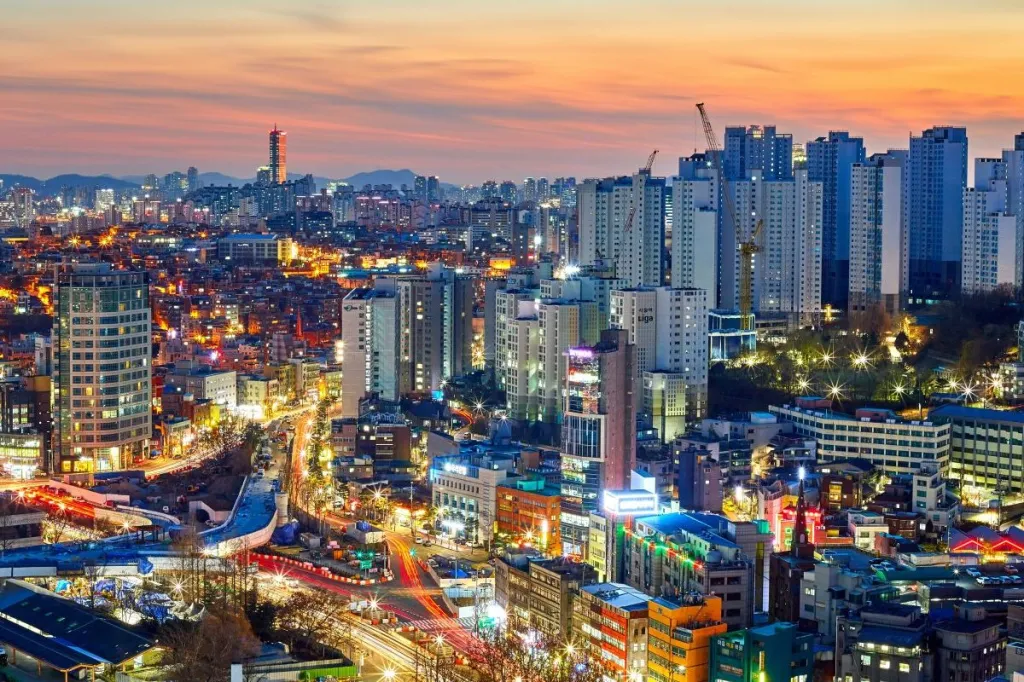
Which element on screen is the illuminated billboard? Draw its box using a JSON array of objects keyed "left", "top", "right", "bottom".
[{"left": 602, "top": 490, "right": 659, "bottom": 516}]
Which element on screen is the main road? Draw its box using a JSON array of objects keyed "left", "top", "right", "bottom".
[{"left": 281, "top": 408, "right": 481, "bottom": 657}]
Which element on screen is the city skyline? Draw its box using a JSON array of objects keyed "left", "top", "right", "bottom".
[{"left": 4, "top": 1, "right": 1024, "bottom": 182}]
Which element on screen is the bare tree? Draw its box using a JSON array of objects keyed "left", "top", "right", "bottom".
[
  {"left": 161, "top": 607, "right": 261, "bottom": 682},
  {"left": 44, "top": 509, "right": 72, "bottom": 544},
  {"left": 464, "top": 618, "right": 603, "bottom": 682},
  {"left": 275, "top": 588, "right": 351, "bottom": 656}
]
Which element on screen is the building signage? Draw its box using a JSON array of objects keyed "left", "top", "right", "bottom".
[
  {"left": 602, "top": 490, "right": 658, "bottom": 515},
  {"left": 443, "top": 463, "right": 469, "bottom": 476}
]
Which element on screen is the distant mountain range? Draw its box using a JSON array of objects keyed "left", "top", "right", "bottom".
[
  {"left": 1, "top": 168, "right": 458, "bottom": 196},
  {"left": 0, "top": 174, "right": 139, "bottom": 194}
]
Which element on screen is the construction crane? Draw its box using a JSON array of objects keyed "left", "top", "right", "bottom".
[
  {"left": 696, "top": 102, "right": 761, "bottom": 331},
  {"left": 623, "top": 149, "right": 659, "bottom": 233}
]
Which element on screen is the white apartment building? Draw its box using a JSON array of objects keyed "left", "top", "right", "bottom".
[
  {"left": 577, "top": 172, "right": 666, "bottom": 288},
  {"left": 504, "top": 312, "right": 541, "bottom": 422},
  {"left": 962, "top": 157, "right": 1018, "bottom": 295},
  {"left": 537, "top": 300, "right": 588, "bottom": 422},
  {"left": 672, "top": 155, "right": 719, "bottom": 307},
  {"left": 850, "top": 152, "right": 907, "bottom": 316},
  {"left": 341, "top": 284, "right": 399, "bottom": 417},
  {"left": 610, "top": 287, "right": 708, "bottom": 421},
  {"left": 769, "top": 402, "right": 950, "bottom": 476},
  {"left": 757, "top": 170, "right": 823, "bottom": 325}
]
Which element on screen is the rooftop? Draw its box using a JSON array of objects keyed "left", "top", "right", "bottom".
[
  {"left": 635, "top": 511, "right": 740, "bottom": 551},
  {"left": 0, "top": 580, "right": 155, "bottom": 670},
  {"left": 930, "top": 404, "right": 1024, "bottom": 424},
  {"left": 580, "top": 582, "right": 650, "bottom": 611}
]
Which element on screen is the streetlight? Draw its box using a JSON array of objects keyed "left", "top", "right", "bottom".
[{"left": 381, "top": 668, "right": 397, "bottom": 682}]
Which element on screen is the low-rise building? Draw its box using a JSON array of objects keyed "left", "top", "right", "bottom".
[
  {"left": 429, "top": 452, "right": 514, "bottom": 547},
  {"left": 495, "top": 476, "right": 560, "bottom": 555},
  {"left": 930, "top": 405, "right": 1024, "bottom": 497},
  {"left": 849, "top": 510, "right": 889, "bottom": 551},
  {"left": 573, "top": 583, "right": 650, "bottom": 681},
  {"left": 648, "top": 594, "right": 727, "bottom": 682},
  {"left": 771, "top": 399, "right": 950, "bottom": 475},
  {"left": 623, "top": 512, "right": 771, "bottom": 629},
  {"left": 528, "top": 557, "right": 595, "bottom": 638},
  {"left": 709, "top": 622, "right": 814, "bottom": 682},
  {"left": 164, "top": 365, "right": 237, "bottom": 408}
]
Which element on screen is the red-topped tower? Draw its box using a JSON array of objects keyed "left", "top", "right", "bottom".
[{"left": 269, "top": 124, "right": 287, "bottom": 184}]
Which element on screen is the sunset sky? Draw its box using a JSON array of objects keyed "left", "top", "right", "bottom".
[{"left": 4, "top": 0, "right": 1024, "bottom": 183}]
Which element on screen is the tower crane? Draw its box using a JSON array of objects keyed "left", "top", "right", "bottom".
[
  {"left": 696, "top": 103, "right": 761, "bottom": 330},
  {"left": 623, "top": 149, "right": 658, "bottom": 233}
]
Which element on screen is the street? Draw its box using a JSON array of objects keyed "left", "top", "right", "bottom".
[{"left": 279, "top": 407, "right": 484, "bottom": 659}]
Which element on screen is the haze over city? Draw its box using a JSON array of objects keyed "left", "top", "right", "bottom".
[{"left": 4, "top": 0, "right": 1024, "bottom": 181}]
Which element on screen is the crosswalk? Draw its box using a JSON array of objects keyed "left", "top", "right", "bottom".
[{"left": 406, "top": 616, "right": 477, "bottom": 632}]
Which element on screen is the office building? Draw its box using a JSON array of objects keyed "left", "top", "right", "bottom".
[
  {"left": 837, "top": 602, "right": 1004, "bottom": 682},
  {"left": 54, "top": 264, "right": 152, "bottom": 473},
  {"left": 495, "top": 476, "right": 561, "bottom": 555},
  {"left": 807, "top": 132, "right": 867, "bottom": 308},
  {"left": 675, "top": 443, "right": 723, "bottom": 512},
  {"left": 648, "top": 594, "right": 727, "bottom": 682},
  {"left": 723, "top": 125, "right": 794, "bottom": 181},
  {"left": 644, "top": 371, "right": 689, "bottom": 443},
  {"left": 709, "top": 622, "right": 813, "bottom": 682},
  {"left": 429, "top": 452, "right": 514, "bottom": 546},
  {"left": 930, "top": 404, "right": 1024, "bottom": 497},
  {"left": 577, "top": 171, "right": 667, "bottom": 287},
  {"left": 906, "top": 126, "right": 968, "bottom": 299},
  {"left": 560, "top": 329, "right": 636, "bottom": 557},
  {"left": 217, "top": 233, "right": 295, "bottom": 264},
  {"left": 849, "top": 151, "right": 907, "bottom": 316},
  {"left": 610, "top": 287, "right": 709, "bottom": 423},
  {"left": 340, "top": 284, "right": 400, "bottom": 417},
  {"left": 673, "top": 155, "right": 719, "bottom": 306},
  {"left": 770, "top": 400, "right": 950, "bottom": 476},
  {"left": 572, "top": 583, "right": 650, "bottom": 681},
  {"left": 269, "top": 124, "right": 287, "bottom": 184},
  {"left": 186, "top": 166, "right": 199, "bottom": 194},
  {"left": 164, "top": 366, "right": 237, "bottom": 408},
  {"left": 623, "top": 511, "right": 771, "bottom": 629},
  {"left": 529, "top": 557, "right": 595, "bottom": 638},
  {"left": 962, "top": 157, "right": 1018, "bottom": 294}
]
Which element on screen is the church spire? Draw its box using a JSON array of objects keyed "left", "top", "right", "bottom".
[{"left": 792, "top": 466, "right": 814, "bottom": 559}]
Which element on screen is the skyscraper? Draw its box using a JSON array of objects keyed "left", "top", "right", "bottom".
[
  {"left": 609, "top": 286, "right": 709, "bottom": 423},
  {"left": 723, "top": 125, "right": 794, "bottom": 181},
  {"left": 394, "top": 266, "right": 474, "bottom": 394},
  {"left": 961, "top": 157, "right": 1018, "bottom": 295},
  {"left": 560, "top": 328, "right": 636, "bottom": 557},
  {"left": 906, "top": 126, "right": 968, "bottom": 299},
  {"left": 673, "top": 154, "right": 719, "bottom": 307},
  {"left": 269, "top": 124, "right": 287, "bottom": 184},
  {"left": 341, "top": 283, "right": 400, "bottom": 417},
  {"left": 757, "top": 170, "right": 824, "bottom": 325},
  {"left": 53, "top": 264, "right": 151, "bottom": 473},
  {"left": 186, "top": 166, "right": 200, "bottom": 194},
  {"left": 807, "top": 132, "right": 866, "bottom": 308},
  {"left": 849, "top": 151, "right": 907, "bottom": 316},
  {"left": 577, "top": 170, "right": 666, "bottom": 288}
]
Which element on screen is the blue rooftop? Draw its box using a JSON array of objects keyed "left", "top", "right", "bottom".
[
  {"left": 635, "top": 512, "right": 739, "bottom": 550},
  {"left": 930, "top": 404, "right": 1024, "bottom": 424}
]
